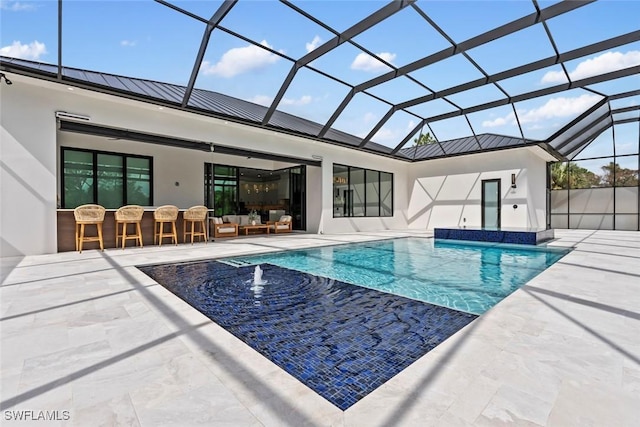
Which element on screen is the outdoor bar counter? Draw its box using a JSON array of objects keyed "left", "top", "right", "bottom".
[{"left": 57, "top": 208, "right": 209, "bottom": 252}]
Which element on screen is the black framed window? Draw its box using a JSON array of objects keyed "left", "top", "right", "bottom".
[
  {"left": 204, "top": 164, "right": 238, "bottom": 217},
  {"left": 61, "top": 147, "right": 152, "bottom": 208},
  {"left": 333, "top": 164, "right": 393, "bottom": 218}
]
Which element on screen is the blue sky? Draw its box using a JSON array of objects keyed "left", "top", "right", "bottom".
[{"left": 1, "top": 0, "right": 639, "bottom": 166}]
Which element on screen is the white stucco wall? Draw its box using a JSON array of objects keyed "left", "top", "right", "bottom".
[
  {"left": 0, "top": 74, "right": 409, "bottom": 256},
  {"left": 1, "top": 73, "right": 556, "bottom": 256},
  {"left": 1, "top": 79, "right": 58, "bottom": 256},
  {"left": 407, "top": 147, "right": 552, "bottom": 230}
]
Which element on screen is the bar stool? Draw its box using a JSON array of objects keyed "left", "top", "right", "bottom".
[
  {"left": 115, "top": 205, "right": 144, "bottom": 249},
  {"left": 153, "top": 205, "right": 179, "bottom": 246},
  {"left": 73, "top": 204, "right": 106, "bottom": 253},
  {"left": 183, "top": 205, "right": 209, "bottom": 244}
]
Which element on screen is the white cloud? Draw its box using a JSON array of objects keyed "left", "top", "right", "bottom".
[
  {"left": 120, "top": 40, "right": 136, "bottom": 47},
  {"left": 247, "top": 94, "right": 312, "bottom": 107},
  {"left": 482, "top": 94, "right": 601, "bottom": 128},
  {"left": 373, "top": 122, "right": 414, "bottom": 144},
  {"left": 1, "top": 1, "right": 35, "bottom": 11},
  {"left": 542, "top": 50, "right": 640, "bottom": 84},
  {"left": 0, "top": 40, "right": 46, "bottom": 60},
  {"left": 200, "top": 40, "right": 282, "bottom": 78},
  {"left": 352, "top": 112, "right": 412, "bottom": 140},
  {"left": 482, "top": 115, "right": 514, "bottom": 128},
  {"left": 305, "top": 35, "right": 322, "bottom": 53},
  {"left": 539, "top": 70, "right": 568, "bottom": 85},
  {"left": 372, "top": 127, "right": 396, "bottom": 143},
  {"left": 526, "top": 123, "right": 546, "bottom": 131},
  {"left": 351, "top": 52, "right": 396, "bottom": 72},
  {"left": 247, "top": 95, "right": 272, "bottom": 106},
  {"left": 518, "top": 94, "right": 600, "bottom": 123},
  {"left": 282, "top": 95, "right": 312, "bottom": 106},
  {"left": 363, "top": 112, "right": 377, "bottom": 123}
]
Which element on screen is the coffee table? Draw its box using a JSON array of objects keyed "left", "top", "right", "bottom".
[{"left": 239, "top": 224, "right": 270, "bottom": 235}]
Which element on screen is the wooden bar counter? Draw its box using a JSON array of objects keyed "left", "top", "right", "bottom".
[{"left": 57, "top": 208, "right": 201, "bottom": 252}]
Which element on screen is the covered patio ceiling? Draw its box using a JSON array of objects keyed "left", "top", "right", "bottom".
[{"left": 1, "top": 0, "right": 638, "bottom": 161}]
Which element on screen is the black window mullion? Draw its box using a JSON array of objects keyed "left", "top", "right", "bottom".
[
  {"left": 378, "top": 172, "right": 381, "bottom": 217},
  {"left": 204, "top": 163, "right": 208, "bottom": 208},
  {"left": 61, "top": 148, "right": 66, "bottom": 208},
  {"left": 123, "top": 156, "right": 128, "bottom": 204},
  {"left": 236, "top": 166, "right": 240, "bottom": 214},
  {"left": 391, "top": 173, "right": 394, "bottom": 216},
  {"left": 149, "top": 157, "right": 154, "bottom": 206},
  {"left": 93, "top": 151, "right": 98, "bottom": 204},
  {"left": 364, "top": 169, "right": 368, "bottom": 217},
  {"left": 60, "top": 148, "right": 66, "bottom": 208},
  {"left": 347, "top": 166, "right": 351, "bottom": 217}
]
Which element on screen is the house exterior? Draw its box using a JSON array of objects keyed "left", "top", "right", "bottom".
[{"left": 1, "top": 70, "right": 553, "bottom": 257}]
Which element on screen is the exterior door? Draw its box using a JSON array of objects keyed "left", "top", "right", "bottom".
[
  {"left": 289, "top": 166, "right": 306, "bottom": 230},
  {"left": 482, "top": 179, "right": 501, "bottom": 229}
]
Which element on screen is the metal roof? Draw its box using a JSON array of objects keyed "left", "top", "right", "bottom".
[
  {"left": 1, "top": 0, "right": 639, "bottom": 162},
  {"left": 0, "top": 55, "right": 401, "bottom": 155},
  {"left": 397, "top": 133, "right": 538, "bottom": 161}
]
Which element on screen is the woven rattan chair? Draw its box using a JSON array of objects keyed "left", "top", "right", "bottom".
[
  {"left": 183, "top": 205, "right": 209, "bottom": 244},
  {"left": 115, "top": 205, "right": 144, "bottom": 249},
  {"left": 73, "top": 204, "right": 106, "bottom": 253},
  {"left": 153, "top": 205, "right": 179, "bottom": 245}
]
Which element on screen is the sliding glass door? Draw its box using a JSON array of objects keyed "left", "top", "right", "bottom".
[{"left": 205, "top": 163, "right": 306, "bottom": 230}]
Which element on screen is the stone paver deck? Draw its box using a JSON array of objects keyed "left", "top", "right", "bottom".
[{"left": 1, "top": 229, "right": 639, "bottom": 426}]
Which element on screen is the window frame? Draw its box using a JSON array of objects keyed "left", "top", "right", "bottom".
[
  {"left": 333, "top": 163, "right": 393, "bottom": 218},
  {"left": 60, "top": 146, "right": 153, "bottom": 208},
  {"left": 204, "top": 163, "right": 239, "bottom": 216}
]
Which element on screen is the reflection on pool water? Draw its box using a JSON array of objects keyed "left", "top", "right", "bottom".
[{"left": 226, "top": 237, "right": 570, "bottom": 315}]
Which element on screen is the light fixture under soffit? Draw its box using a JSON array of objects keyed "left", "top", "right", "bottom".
[
  {"left": 55, "top": 111, "right": 91, "bottom": 121},
  {"left": 0, "top": 73, "right": 12, "bottom": 85}
]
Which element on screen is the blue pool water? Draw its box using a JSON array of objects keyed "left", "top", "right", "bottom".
[
  {"left": 226, "top": 237, "right": 570, "bottom": 315},
  {"left": 138, "top": 238, "right": 568, "bottom": 410},
  {"left": 139, "top": 262, "right": 477, "bottom": 410}
]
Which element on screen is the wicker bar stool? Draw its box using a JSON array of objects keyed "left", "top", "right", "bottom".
[
  {"left": 73, "top": 204, "right": 106, "bottom": 253},
  {"left": 153, "top": 205, "right": 179, "bottom": 246},
  {"left": 183, "top": 205, "right": 209, "bottom": 244},
  {"left": 115, "top": 205, "right": 144, "bottom": 249}
]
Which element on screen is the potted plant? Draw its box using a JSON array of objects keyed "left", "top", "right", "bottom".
[{"left": 248, "top": 210, "right": 258, "bottom": 225}]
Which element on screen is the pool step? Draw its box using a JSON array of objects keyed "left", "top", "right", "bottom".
[{"left": 219, "top": 258, "right": 255, "bottom": 268}]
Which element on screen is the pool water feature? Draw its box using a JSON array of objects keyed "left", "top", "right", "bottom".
[{"left": 226, "top": 237, "right": 570, "bottom": 315}]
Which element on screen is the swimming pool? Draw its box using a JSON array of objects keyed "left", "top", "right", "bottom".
[
  {"left": 224, "top": 237, "right": 570, "bottom": 315},
  {"left": 138, "top": 237, "right": 568, "bottom": 410}
]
